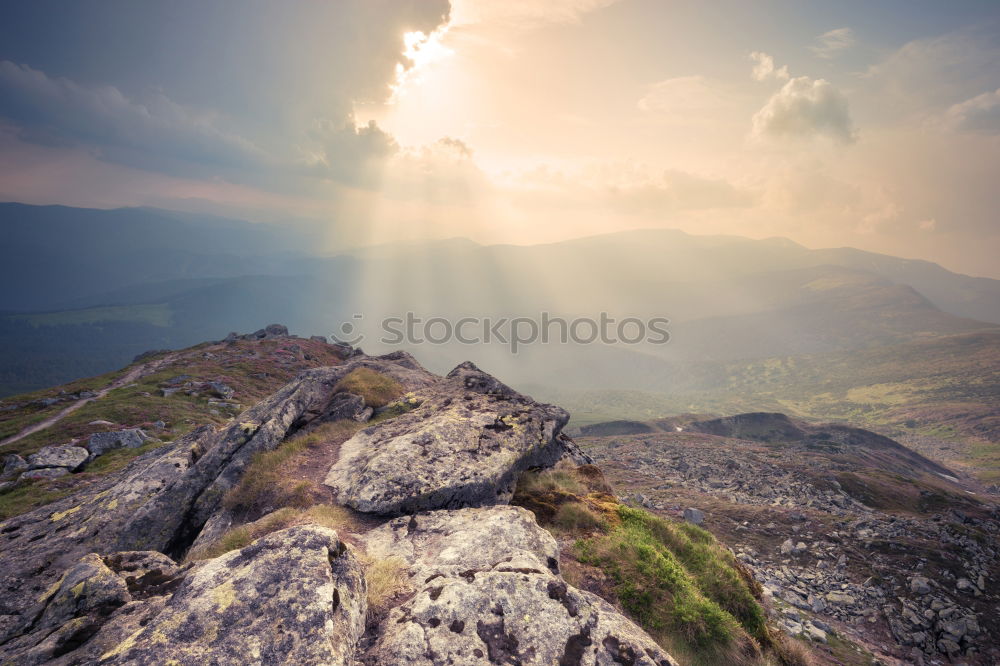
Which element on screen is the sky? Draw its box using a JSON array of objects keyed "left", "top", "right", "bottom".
[{"left": 0, "top": 0, "right": 998, "bottom": 277}]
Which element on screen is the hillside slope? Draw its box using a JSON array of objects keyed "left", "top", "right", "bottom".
[
  {"left": 579, "top": 414, "right": 1000, "bottom": 664},
  {"left": 0, "top": 335, "right": 829, "bottom": 665}
]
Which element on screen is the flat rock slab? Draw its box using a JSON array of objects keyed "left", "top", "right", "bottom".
[
  {"left": 360, "top": 506, "right": 678, "bottom": 666},
  {"left": 325, "top": 362, "right": 571, "bottom": 515},
  {"left": 26, "top": 445, "right": 89, "bottom": 472}
]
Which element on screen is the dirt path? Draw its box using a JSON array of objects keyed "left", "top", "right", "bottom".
[{"left": 0, "top": 354, "right": 178, "bottom": 448}]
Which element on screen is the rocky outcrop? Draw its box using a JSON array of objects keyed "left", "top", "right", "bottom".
[
  {"left": 0, "top": 351, "right": 675, "bottom": 664},
  {"left": 325, "top": 362, "right": 574, "bottom": 515},
  {"left": 360, "top": 506, "right": 678, "bottom": 665}
]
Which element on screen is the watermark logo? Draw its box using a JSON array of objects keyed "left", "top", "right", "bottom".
[{"left": 333, "top": 312, "right": 669, "bottom": 354}]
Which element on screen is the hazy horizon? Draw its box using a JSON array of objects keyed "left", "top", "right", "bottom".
[{"left": 1, "top": 1, "right": 998, "bottom": 277}]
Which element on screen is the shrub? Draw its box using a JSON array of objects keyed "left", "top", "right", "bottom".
[{"left": 334, "top": 368, "right": 404, "bottom": 408}]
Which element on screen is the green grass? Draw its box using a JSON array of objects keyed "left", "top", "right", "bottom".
[
  {"left": 575, "top": 505, "right": 766, "bottom": 654},
  {"left": 0, "top": 480, "right": 76, "bottom": 521},
  {"left": 83, "top": 440, "right": 169, "bottom": 475},
  {"left": 334, "top": 368, "right": 404, "bottom": 408},
  {"left": 12, "top": 304, "right": 172, "bottom": 328}
]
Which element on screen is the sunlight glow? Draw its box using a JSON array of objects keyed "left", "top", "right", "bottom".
[{"left": 389, "top": 29, "right": 453, "bottom": 103}]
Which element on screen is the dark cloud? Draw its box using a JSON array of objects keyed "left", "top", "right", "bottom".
[{"left": 0, "top": 0, "right": 450, "bottom": 187}]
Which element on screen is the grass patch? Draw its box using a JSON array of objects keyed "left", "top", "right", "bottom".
[
  {"left": 83, "top": 440, "right": 169, "bottom": 476},
  {"left": 334, "top": 368, "right": 403, "bottom": 408},
  {"left": 553, "top": 501, "right": 608, "bottom": 532},
  {"left": 0, "top": 481, "right": 76, "bottom": 521},
  {"left": 574, "top": 505, "right": 772, "bottom": 663},
  {"left": 223, "top": 421, "right": 362, "bottom": 516},
  {"left": 194, "top": 504, "right": 357, "bottom": 560},
  {"left": 364, "top": 556, "right": 411, "bottom": 619},
  {"left": 12, "top": 304, "right": 172, "bottom": 328}
]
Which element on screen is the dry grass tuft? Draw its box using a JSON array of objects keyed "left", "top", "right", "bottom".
[
  {"left": 334, "top": 368, "right": 404, "bottom": 408},
  {"left": 223, "top": 421, "right": 362, "bottom": 516},
  {"left": 364, "top": 556, "right": 412, "bottom": 619},
  {"left": 193, "top": 503, "right": 358, "bottom": 560}
]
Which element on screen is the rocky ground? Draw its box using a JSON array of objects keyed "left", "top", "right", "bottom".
[
  {"left": 0, "top": 342, "right": 685, "bottom": 665},
  {"left": 579, "top": 414, "right": 1000, "bottom": 665}
]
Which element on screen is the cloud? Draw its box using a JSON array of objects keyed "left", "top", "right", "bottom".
[
  {"left": 749, "top": 52, "right": 789, "bottom": 82},
  {"left": 451, "top": 0, "right": 620, "bottom": 28},
  {"left": 810, "top": 28, "right": 855, "bottom": 59},
  {"left": 0, "top": 61, "right": 267, "bottom": 175},
  {"left": 637, "top": 76, "right": 733, "bottom": 119},
  {"left": 943, "top": 88, "right": 1000, "bottom": 133},
  {"left": 0, "top": 1, "right": 451, "bottom": 189},
  {"left": 505, "top": 161, "right": 754, "bottom": 214},
  {"left": 861, "top": 28, "right": 1000, "bottom": 119},
  {"left": 752, "top": 76, "right": 856, "bottom": 144}
]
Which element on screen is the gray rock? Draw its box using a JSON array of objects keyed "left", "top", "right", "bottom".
[
  {"left": 206, "top": 381, "right": 235, "bottom": 399},
  {"left": 805, "top": 623, "right": 827, "bottom": 643},
  {"left": 86, "top": 429, "right": 149, "bottom": 458},
  {"left": 910, "top": 575, "right": 931, "bottom": 595},
  {"left": 26, "top": 445, "right": 89, "bottom": 472},
  {"left": 780, "top": 538, "right": 795, "bottom": 555},
  {"left": 20, "top": 467, "right": 70, "bottom": 481},
  {"left": 361, "top": 506, "right": 679, "bottom": 666},
  {"left": 325, "top": 362, "right": 571, "bottom": 515},
  {"left": 117, "top": 353, "right": 439, "bottom": 554},
  {"left": 310, "top": 335, "right": 328, "bottom": 343},
  {"left": 683, "top": 507, "right": 704, "bottom": 525},
  {"left": 102, "top": 526, "right": 365, "bottom": 665},
  {"left": 3, "top": 454, "right": 27, "bottom": 475}
]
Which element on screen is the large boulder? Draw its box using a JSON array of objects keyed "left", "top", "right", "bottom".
[
  {"left": 360, "top": 506, "right": 678, "bottom": 666},
  {"left": 101, "top": 526, "right": 365, "bottom": 665},
  {"left": 86, "top": 429, "right": 149, "bottom": 458},
  {"left": 324, "top": 362, "right": 573, "bottom": 515},
  {"left": 26, "top": 445, "right": 89, "bottom": 472}
]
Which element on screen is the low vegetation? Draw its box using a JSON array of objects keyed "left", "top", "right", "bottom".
[
  {"left": 363, "top": 556, "right": 411, "bottom": 620},
  {"left": 223, "top": 420, "right": 363, "bottom": 517},
  {"left": 193, "top": 504, "right": 357, "bottom": 560},
  {"left": 513, "top": 464, "right": 809, "bottom": 666},
  {"left": 0, "top": 480, "right": 76, "bottom": 521},
  {"left": 334, "top": 368, "right": 404, "bottom": 408}
]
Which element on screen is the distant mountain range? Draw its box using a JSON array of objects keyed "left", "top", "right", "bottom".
[{"left": 1, "top": 202, "right": 998, "bottom": 484}]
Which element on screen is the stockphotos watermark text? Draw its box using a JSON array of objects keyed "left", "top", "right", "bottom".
[{"left": 333, "top": 312, "right": 670, "bottom": 354}]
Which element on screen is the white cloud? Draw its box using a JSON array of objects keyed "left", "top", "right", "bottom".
[
  {"left": 943, "top": 88, "right": 1000, "bottom": 133},
  {"left": 752, "top": 76, "right": 856, "bottom": 144},
  {"left": 637, "top": 76, "right": 732, "bottom": 119},
  {"left": 750, "top": 52, "right": 789, "bottom": 82},
  {"left": 810, "top": 28, "right": 855, "bottom": 59}
]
